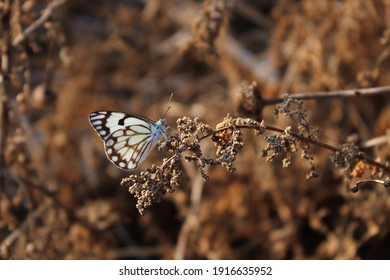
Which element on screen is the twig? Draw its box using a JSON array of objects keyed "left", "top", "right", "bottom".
[
  {"left": 12, "top": 0, "right": 67, "bottom": 47},
  {"left": 264, "top": 124, "right": 390, "bottom": 172},
  {"left": 349, "top": 178, "right": 390, "bottom": 193},
  {"left": 198, "top": 121, "right": 390, "bottom": 173},
  {"left": 263, "top": 86, "right": 390, "bottom": 106},
  {"left": 7, "top": 171, "right": 101, "bottom": 233},
  {"left": 174, "top": 165, "right": 205, "bottom": 259},
  {"left": 360, "top": 134, "right": 390, "bottom": 149},
  {"left": 0, "top": 203, "right": 50, "bottom": 259},
  {"left": 234, "top": 1, "right": 273, "bottom": 30},
  {"left": 221, "top": 35, "right": 280, "bottom": 86}
]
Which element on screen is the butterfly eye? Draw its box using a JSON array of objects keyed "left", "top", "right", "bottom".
[{"left": 89, "top": 111, "right": 167, "bottom": 170}]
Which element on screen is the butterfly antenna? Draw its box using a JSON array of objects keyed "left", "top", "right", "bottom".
[{"left": 162, "top": 93, "right": 173, "bottom": 119}]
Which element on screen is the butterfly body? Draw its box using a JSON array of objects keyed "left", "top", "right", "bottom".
[{"left": 89, "top": 111, "right": 167, "bottom": 171}]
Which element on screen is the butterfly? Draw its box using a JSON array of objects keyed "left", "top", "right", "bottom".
[{"left": 89, "top": 111, "right": 167, "bottom": 171}]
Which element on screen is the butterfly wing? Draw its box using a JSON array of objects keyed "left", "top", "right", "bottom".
[{"left": 89, "top": 111, "right": 160, "bottom": 171}]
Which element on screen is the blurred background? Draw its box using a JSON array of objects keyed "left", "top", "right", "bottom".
[{"left": 1, "top": 0, "right": 390, "bottom": 259}]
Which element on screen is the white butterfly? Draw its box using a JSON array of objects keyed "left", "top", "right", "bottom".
[{"left": 89, "top": 111, "right": 167, "bottom": 171}]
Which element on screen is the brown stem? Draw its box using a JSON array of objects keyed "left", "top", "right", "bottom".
[
  {"left": 0, "top": 203, "right": 50, "bottom": 258},
  {"left": 12, "top": 0, "right": 67, "bottom": 46},
  {"left": 198, "top": 121, "right": 390, "bottom": 173},
  {"left": 8, "top": 171, "right": 100, "bottom": 233},
  {"left": 263, "top": 124, "right": 390, "bottom": 172},
  {"left": 263, "top": 86, "right": 390, "bottom": 106}
]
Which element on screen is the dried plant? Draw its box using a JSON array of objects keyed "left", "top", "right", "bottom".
[
  {"left": 186, "top": 0, "right": 230, "bottom": 58},
  {"left": 121, "top": 85, "right": 390, "bottom": 214},
  {"left": 236, "top": 81, "right": 263, "bottom": 121},
  {"left": 121, "top": 115, "right": 254, "bottom": 214}
]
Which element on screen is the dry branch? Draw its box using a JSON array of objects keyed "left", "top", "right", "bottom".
[
  {"left": 264, "top": 86, "right": 390, "bottom": 106},
  {"left": 0, "top": 204, "right": 49, "bottom": 258},
  {"left": 12, "top": 0, "right": 67, "bottom": 47}
]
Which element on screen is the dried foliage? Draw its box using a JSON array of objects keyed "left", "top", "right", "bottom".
[{"left": 2, "top": 0, "right": 390, "bottom": 260}]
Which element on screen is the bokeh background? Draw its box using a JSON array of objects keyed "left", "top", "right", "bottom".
[{"left": 1, "top": 0, "right": 390, "bottom": 259}]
